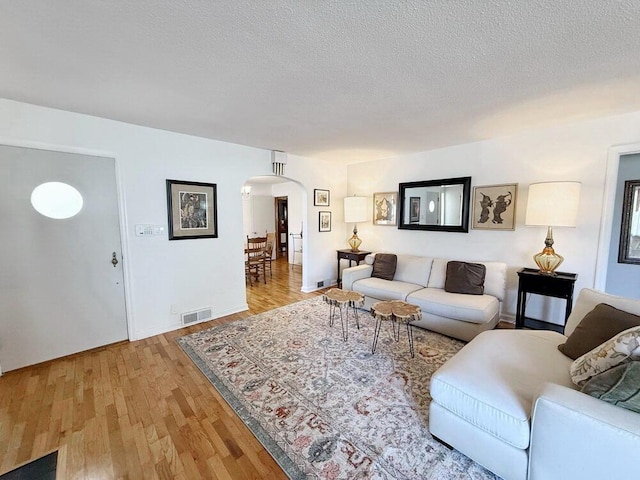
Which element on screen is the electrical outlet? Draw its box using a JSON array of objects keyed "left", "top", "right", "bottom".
[
  {"left": 317, "top": 281, "right": 324, "bottom": 288},
  {"left": 170, "top": 304, "right": 178, "bottom": 314}
]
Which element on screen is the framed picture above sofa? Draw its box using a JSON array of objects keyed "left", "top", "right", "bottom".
[
  {"left": 471, "top": 183, "right": 517, "bottom": 230},
  {"left": 373, "top": 192, "right": 398, "bottom": 226}
]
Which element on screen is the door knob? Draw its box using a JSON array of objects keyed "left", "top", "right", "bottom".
[{"left": 112, "top": 252, "right": 119, "bottom": 267}]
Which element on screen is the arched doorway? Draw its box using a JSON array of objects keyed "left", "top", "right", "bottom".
[{"left": 242, "top": 175, "right": 307, "bottom": 290}]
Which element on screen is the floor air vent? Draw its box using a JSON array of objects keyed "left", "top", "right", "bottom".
[{"left": 181, "top": 307, "right": 213, "bottom": 325}]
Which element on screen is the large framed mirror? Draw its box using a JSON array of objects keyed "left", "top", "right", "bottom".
[
  {"left": 618, "top": 179, "right": 640, "bottom": 264},
  {"left": 398, "top": 176, "right": 471, "bottom": 232}
]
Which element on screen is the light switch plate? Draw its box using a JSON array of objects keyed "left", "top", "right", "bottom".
[{"left": 135, "top": 224, "right": 153, "bottom": 236}]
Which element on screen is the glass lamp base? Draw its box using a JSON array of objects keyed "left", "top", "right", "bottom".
[
  {"left": 347, "top": 234, "right": 362, "bottom": 252},
  {"left": 533, "top": 247, "right": 564, "bottom": 275}
]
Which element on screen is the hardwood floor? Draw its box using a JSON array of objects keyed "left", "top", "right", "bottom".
[
  {"left": 0, "top": 257, "right": 320, "bottom": 479},
  {"left": 0, "top": 258, "right": 512, "bottom": 479}
]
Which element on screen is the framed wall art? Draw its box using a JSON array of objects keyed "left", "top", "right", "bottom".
[
  {"left": 409, "top": 197, "right": 420, "bottom": 223},
  {"left": 314, "top": 189, "right": 330, "bottom": 206},
  {"left": 472, "top": 183, "right": 517, "bottom": 230},
  {"left": 166, "top": 179, "right": 218, "bottom": 240},
  {"left": 373, "top": 192, "right": 398, "bottom": 226},
  {"left": 319, "top": 211, "right": 332, "bottom": 232}
]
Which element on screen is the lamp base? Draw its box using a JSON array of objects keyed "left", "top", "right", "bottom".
[
  {"left": 348, "top": 234, "right": 362, "bottom": 252},
  {"left": 347, "top": 224, "right": 362, "bottom": 252},
  {"left": 533, "top": 226, "right": 564, "bottom": 275}
]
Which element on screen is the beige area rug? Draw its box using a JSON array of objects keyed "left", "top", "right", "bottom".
[{"left": 178, "top": 297, "right": 498, "bottom": 479}]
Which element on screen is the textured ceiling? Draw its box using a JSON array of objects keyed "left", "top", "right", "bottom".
[{"left": 2, "top": 1, "right": 640, "bottom": 163}]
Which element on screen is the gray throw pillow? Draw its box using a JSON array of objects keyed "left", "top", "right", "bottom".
[
  {"left": 371, "top": 253, "right": 397, "bottom": 281},
  {"left": 581, "top": 361, "right": 640, "bottom": 414},
  {"left": 444, "top": 261, "right": 486, "bottom": 295},
  {"left": 558, "top": 303, "right": 640, "bottom": 360}
]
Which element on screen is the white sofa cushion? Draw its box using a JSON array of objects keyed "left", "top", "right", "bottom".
[
  {"left": 430, "top": 329, "right": 575, "bottom": 450},
  {"left": 363, "top": 254, "right": 433, "bottom": 287},
  {"left": 428, "top": 258, "right": 506, "bottom": 301},
  {"left": 406, "top": 288, "right": 499, "bottom": 324},
  {"left": 394, "top": 255, "right": 434, "bottom": 287},
  {"left": 352, "top": 277, "right": 423, "bottom": 301}
]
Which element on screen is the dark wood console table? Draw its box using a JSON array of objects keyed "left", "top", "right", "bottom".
[
  {"left": 336, "top": 249, "right": 371, "bottom": 287},
  {"left": 515, "top": 268, "right": 577, "bottom": 334}
]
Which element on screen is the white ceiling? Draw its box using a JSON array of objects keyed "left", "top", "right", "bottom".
[{"left": 2, "top": 1, "right": 640, "bottom": 163}]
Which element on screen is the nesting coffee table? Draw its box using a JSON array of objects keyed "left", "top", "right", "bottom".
[
  {"left": 322, "top": 288, "right": 365, "bottom": 341},
  {"left": 370, "top": 300, "right": 422, "bottom": 358}
]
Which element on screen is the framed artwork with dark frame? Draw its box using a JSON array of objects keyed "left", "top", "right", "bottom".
[
  {"left": 166, "top": 179, "right": 218, "bottom": 240},
  {"left": 472, "top": 183, "right": 518, "bottom": 230},
  {"left": 618, "top": 179, "right": 640, "bottom": 264},
  {"left": 409, "top": 197, "right": 420, "bottom": 223},
  {"left": 373, "top": 192, "right": 398, "bottom": 226},
  {"left": 319, "top": 211, "right": 332, "bottom": 232},
  {"left": 314, "top": 189, "right": 330, "bottom": 206}
]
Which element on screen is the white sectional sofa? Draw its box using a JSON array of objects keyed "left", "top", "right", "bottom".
[
  {"left": 341, "top": 253, "right": 507, "bottom": 342},
  {"left": 429, "top": 288, "right": 640, "bottom": 480}
]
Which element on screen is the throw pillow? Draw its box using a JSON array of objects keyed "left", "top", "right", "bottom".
[
  {"left": 371, "top": 253, "right": 397, "bottom": 281},
  {"left": 581, "top": 361, "right": 640, "bottom": 414},
  {"left": 558, "top": 303, "right": 640, "bottom": 360},
  {"left": 570, "top": 325, "right": 640, "bottom": 386},
  {"left": 444, "top": 261, "right": 486, "bottom": 295}
]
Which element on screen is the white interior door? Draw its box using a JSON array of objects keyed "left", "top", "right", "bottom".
[{"left": 0, "top": 145, "right": 128, "bottom": 371}]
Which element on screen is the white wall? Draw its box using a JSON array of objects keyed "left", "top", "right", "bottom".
[
  {"left": 348, "top": 110, "right": 640, "bottom": 325},
  {"left": 0, "top": 99, "right": 347, "bottom": 342}
]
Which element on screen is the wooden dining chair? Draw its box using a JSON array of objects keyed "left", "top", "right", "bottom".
[
  {"left": 246, "top": 235, "right": 268, "bottom": 285},
  {"left": 264, "top": 232, "right": 275, "bottom": 278}
]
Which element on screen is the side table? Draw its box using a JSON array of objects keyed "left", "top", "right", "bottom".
[
  {"left": 370, "top": 300, "right": 422, "bottom": 358},
  {"left": 323, "top": 288, "right": 365, "bottom": 341},
  {"left": 336, "top": 249, "right": 371, "bottom": 287},
  {"left": 515, "top": 268, "right": 577, "bottom": 334}
]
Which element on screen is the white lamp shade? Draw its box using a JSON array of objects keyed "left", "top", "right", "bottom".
[
  {"left": 525, "top": 182, "right": 581, "bottom": 227},
  {"left": 344, "top": 196, "right": 368, "bottom": 223}
]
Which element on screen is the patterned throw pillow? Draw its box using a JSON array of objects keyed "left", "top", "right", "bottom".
[{"left": 570, "top": 325, "right": 640, "bottom": 386}]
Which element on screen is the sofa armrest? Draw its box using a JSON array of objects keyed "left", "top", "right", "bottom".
[
  {"left": 341, "top": 264, "right": 373, "bottom": 290},
  {"left": 528, "top": 383, "right": 640, "bottom": 480}
]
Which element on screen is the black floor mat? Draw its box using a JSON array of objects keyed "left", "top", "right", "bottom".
[{"left": 0, "top": 451, "right": 57, "bottom": 480}]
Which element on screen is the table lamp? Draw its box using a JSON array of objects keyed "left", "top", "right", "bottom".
[
  {"left": 525, "top": 181, "right": 581, "bottom": 275},
  {"left": 344, "top": 196, "right": 368, "bottom": 251}
]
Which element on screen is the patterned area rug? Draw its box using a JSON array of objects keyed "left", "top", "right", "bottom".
[{"left": 178, "top": 297, "right": 498, "bottom": 479}]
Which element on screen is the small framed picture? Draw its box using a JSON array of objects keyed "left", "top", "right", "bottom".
[
  {"left": 166, "top": 179, "right": 218, "bottom": 240},
  {"left": 373, "top": 192, "right": 398, "bottom": 226},
  {"left": 314, "top": 189, "right": 330, "bottom": 206},
  {"left": 472, "top": 183, "right": 518, "bottom": 230},
  {"left": 319, "top": 211, "right": 332, "bottom": 232},
  {"left": 409, "top": 197, "right": 420, "bottom": 223}
]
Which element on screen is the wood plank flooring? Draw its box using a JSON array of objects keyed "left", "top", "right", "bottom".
[
  {"left": 0, "top": 257, "right": 512, "bottom": 479},
  {"left": 0, "top": 257, "right": 318, "bottom": 479}
]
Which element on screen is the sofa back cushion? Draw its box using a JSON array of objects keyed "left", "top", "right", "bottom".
[
  {"left": 429, "top": 258, "right": 507, "bottom": 301},
  {"left": 394, "top": 255, "right": 433, "bottom": 287},
  {"left": 371, "top": 253, "right": 397, "bottom": 281},
  {"left": 444, "top": 261, "right": 486, "bottom": 295},
  {"left": 364, "top": 253, "right": 433, "bottom": 286},
  {"left": 565, "top": 288, "right": 640, "bottom": 337}
]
